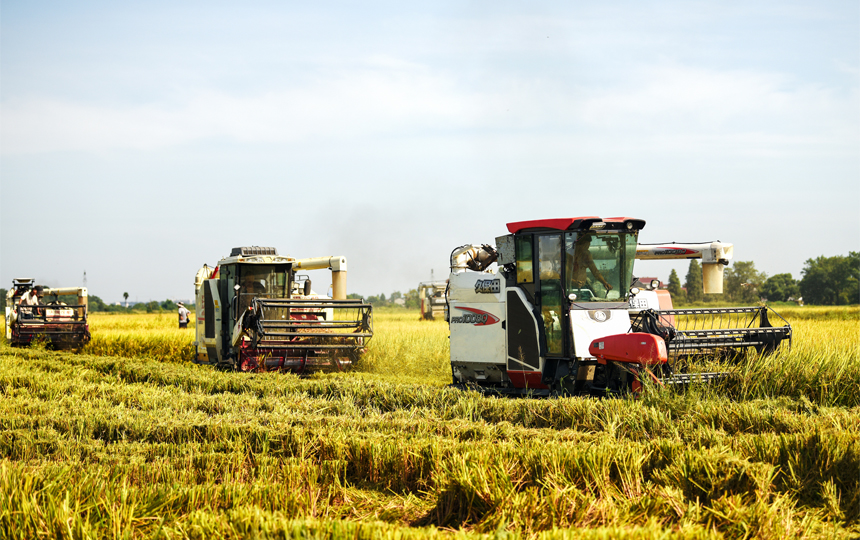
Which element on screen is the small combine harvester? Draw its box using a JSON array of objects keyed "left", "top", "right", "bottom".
[
  {"left": 4, "top": 278, "right": 91, "bottom": 349},
  {"left": 446, "top": 217, "right": 791, "bottom": 396},
  {"left": 418, "top": 280, "right": 448, "bottom": 320},
  {"left": 193, "top": 246, "right": 373, "bottom": 372}
]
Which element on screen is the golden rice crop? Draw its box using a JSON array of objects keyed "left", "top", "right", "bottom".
[
  {"left": 1, "top": 337, "right": 857, "bottom": 538},
  {"left": 1, "top": 305, "right": 857, "bottom": 538},
  {"left": 83, "top": 312, "right": 195, "bottom": 361}
]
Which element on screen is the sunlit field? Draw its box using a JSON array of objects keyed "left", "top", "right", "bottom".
[{"left": 1, "top": 306, "right": 858, "bottom": 538}]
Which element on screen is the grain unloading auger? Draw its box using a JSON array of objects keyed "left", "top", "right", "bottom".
[
  {"left": 193, "top": 247, "right": 372, "bottom": 373},
  {"left": 446, "top": 217, "right": 791, "bottom": 396},
  {"left": 630, "top": 243, "right": 791, "bottom": 366}
]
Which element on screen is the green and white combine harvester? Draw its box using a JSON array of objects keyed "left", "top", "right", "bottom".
[
  {"left": 446, "top": 217, "right": 791, "bottom": 396},
  {"left": 193, "top": 246, "right": 373, "bottom": 372}
]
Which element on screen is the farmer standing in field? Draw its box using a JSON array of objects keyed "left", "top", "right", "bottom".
[{"left": 177, "top": 301, "right": 191, "bottom": 329}]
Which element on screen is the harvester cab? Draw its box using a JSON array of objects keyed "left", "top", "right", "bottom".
[
  {"left": 193, "top": 247, "right": 372, "bottom": 372},
  {"left": 447, "top": 217, "right": 791, "bottom": 397},
  {"left": 4, "top": 278, "right": 91, "bottom": 349}
]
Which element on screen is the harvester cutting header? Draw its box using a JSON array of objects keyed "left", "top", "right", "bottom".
[
  {"left": 193, "top": 247, "right": 372, "bottom": 372},
  {"left": 447, "top": 217, "right": 791, "bottom": 396}
]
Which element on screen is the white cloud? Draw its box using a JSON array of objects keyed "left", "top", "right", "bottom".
[
  {"left": 2, "top": 61, "right": 856, "bottom": 158},
  {"left": 0, "top": 62, "right": 475, "bottom": 154}
]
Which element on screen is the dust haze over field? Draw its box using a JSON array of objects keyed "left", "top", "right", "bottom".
[{"left": 1, "top": 1, "right": 858, "bottom": 302}]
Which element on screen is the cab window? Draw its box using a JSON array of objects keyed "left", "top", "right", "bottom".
[{"left": 515, "top": 236, "right": 534, "bottom": 284}]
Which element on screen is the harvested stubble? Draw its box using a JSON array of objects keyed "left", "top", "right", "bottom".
[{"left": 0, "top": 308, "right": 858, "bottom": 539}]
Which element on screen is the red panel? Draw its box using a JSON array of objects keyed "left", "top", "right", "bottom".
[
  {"left": 507, "top": 370, "right": 548, "bottom": 389},
  {"left": 655, "top": 290, "right": 676, "bottom": 327},
  {"left": 506, "top": 216, "right": 645, "bottom": 234},
  {"left": 506, "top": 217, "right": 600, "bottom": 233},
  {"left": 589, "top": 333, "right": 668, "bottom": 365}
]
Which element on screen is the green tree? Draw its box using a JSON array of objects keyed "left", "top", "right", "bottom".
[
  {"left": 123, "top": 292, "right": 129, "bottom": 307},
  {"left": 0, "top": 288, "right": 6, "bottom": 310},
  {"left": 684, "top": 260, "right": 703, "bottom": 303},
  {"left": 799, "top": 252, "right": 860, "bottom": 305},
  {"left": 666, "top": 269, "right": 685, "bottom": 304},
  {"left": 724, "top": 261, "right": 766, "bottom": 303},
  {"left": 404, "top": 288, "right": 420, "bottom": 309},
  {"left": 144, "top": 301, "right": 161, "bottom": 313},
  {"left": 161, "top": 299, "right": 177, "bottom": 310},
  {"left": 760, "top": 273, "right": 799, "bottom": 303},
  {"left": 87, "top": 295, "right": 107, "bottom": 311}
]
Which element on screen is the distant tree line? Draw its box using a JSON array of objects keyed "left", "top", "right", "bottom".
[
  {"left": 348, "top": 289, "right": 420, "bottom": 309},
  {"left": 0, "top": 289, "right": 192, "bottom": 313},
  {"left": 667, "top": 252, "right": 859, "bottom": 306},
  {"left": 4, "top": 252, "right": 855, "bottom": 313},
  {"left": 86, "top": 297, "right": 193, "bottom": 313}
]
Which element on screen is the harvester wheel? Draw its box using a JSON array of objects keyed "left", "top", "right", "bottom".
[{"left": 216, "top": 355, "right": 238, "bottom": 372}]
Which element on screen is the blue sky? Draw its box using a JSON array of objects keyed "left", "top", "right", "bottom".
[{"left": 2, "top": 1, "right": 858, "bottom": 302}]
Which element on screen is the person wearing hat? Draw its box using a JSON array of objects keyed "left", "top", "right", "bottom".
[
  {"left": 177, "top": 301, "right": 191, "bottom": 329},
  {"left": 19, "top": 285, "right": 44, "bottom": 318}
]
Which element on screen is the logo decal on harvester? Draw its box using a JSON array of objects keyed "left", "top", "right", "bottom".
[
  {"left": 450, "top": 307, "right": 500, "bottom": 326},
  {"left": 475, "top": 279, "right": 500, "bottom": 294},
  {"left": 639, "top": 248, "right": 698, "bottom": 256}
]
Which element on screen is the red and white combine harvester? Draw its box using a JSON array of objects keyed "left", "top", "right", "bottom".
[
  {"left": 447, "top": 217, "right": 791, "bottom": 396},
  {"left": 5, "top": 278, "right": 91, "bottom": 350}
]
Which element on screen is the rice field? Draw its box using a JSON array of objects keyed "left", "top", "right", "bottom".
[{"left": 1, "top": 306, "right": 858, "bottom": 539}]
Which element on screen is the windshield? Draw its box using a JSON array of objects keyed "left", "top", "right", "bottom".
[
  {"left": 238, "top": 264, "right": 290, "bottom": 311},
  {"left": 564, "top": 231, "right": 638, "bottom": 302}
]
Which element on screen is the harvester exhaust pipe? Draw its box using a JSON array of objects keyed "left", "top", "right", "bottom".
[{"left": 293, "top": 256, "right": 348, "bottom": 300}]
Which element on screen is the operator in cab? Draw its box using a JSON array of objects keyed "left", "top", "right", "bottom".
[
  {"left": 18, "top": 285, "right": 44, "bottom": 318},
  {"left": 569, "top": 235, "right": 612, "bottom": 292}
]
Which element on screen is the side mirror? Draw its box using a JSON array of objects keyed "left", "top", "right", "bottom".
[{"left": 303, "top": 280, "right": 312, "bottom": 296}]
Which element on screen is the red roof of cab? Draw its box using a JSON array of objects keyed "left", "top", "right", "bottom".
[
  {"left": 506, "top": 216, "right": 644, "bottom": 234},
  {"left": 507, "top": 217, "right": 598, "bottom": 233}
]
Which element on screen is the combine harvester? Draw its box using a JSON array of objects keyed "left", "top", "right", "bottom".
[
  {"left": 5, "top": 278, "right": 91, "bottom": 349},
  {"left": 418, "top": 280, "right": 448, "bottom": 320},
  {"left": 446, "top": 217, "right": 791, "bottom": 396},
  {"left": 193, "top": 246, "right": 373, "bottom": 373}
]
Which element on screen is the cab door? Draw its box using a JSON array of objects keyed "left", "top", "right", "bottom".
[{"left": 536, "top": 234, "right": 567, "bottom": 357}]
